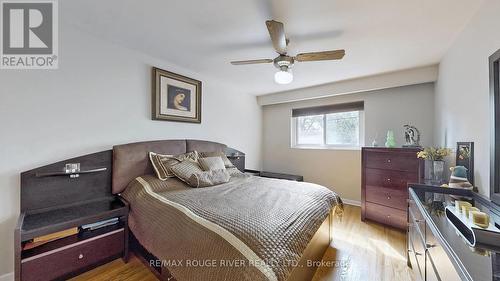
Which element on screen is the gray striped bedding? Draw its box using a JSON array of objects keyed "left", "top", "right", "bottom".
[{"left": 122, "top": 173, "right": 342, "bottom": 281}]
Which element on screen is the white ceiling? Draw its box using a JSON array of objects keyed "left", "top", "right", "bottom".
[{"left": 62, "top": 0, "right": 483, "bottom": 96}]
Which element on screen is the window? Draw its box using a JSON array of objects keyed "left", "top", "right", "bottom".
[{"left": 291, "top": 102, "right": 364, "bottom": 149}]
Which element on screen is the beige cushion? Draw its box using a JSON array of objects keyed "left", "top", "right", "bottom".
[
  {"left": 170, "top": 160, "right": 230, "bottom": 188},
  {"left": 188, "top": 169, "right": 230, "bottom": 188},
  {"left": 199, "top": 151, "right": 234, "bottom": 168},
  {"left": 170, "top": 159, "right": 204, "bottom": 184},
  {"left": 226, "top": 167, "right": 244, "bottom": 177},
  {"left": 149, "top": 151, "right": 198, "bottom": 180},
  {"left": 199, "top": 157, "right": 226, "bottom": 171}
]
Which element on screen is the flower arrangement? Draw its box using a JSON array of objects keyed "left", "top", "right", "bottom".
[{"left": 417, "top": 147, "right": 452, "bottom": 161}]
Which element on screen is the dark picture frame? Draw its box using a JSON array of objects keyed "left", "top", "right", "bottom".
[
  {"left": 456, "top": 142, "right": 474, "bottom": 185},
  {"left": 152, "top": 67, "right": 202, "bottom": 123},
  {"left": 490, "top": 48, "right": 500, "bottom": 205}
]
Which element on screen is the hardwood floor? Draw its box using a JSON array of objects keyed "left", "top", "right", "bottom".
[
  {"left": 70, "top": 205, "right": 412, "bottom": 281},
  {"left": 312, "top": 205, "right": 413, "bottom": 281}
]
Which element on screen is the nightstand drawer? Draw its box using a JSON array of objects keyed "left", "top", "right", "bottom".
[{"left": 21, "top": 228, "right": 124, "bottom": 281}]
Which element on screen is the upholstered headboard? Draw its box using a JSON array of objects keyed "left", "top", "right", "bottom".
[{"left": 112, "top": 139, "right": 242, "bottom": 194}]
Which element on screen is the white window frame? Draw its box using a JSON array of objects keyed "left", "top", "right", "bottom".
[{"left": 291, "top": 110, "right": 365, "bottom": 150}]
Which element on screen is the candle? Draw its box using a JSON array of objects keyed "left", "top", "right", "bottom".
[
  {"left": 455, "top": 201, "right": 472, "bottom": 214},
  {"left": 470, "top": 211, "right": 489, "bottom": 228}
]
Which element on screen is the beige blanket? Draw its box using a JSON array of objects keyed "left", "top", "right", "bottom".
[{"left": 122, "top": 173, "right": 342, "bottom": 281}]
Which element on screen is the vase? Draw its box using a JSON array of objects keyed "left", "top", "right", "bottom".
[
  {"left": 385, "top": 130, "right": 396, "bottom": 148},
  {"left": 431, "top": 160, "right": 445, "bottom": 183}
]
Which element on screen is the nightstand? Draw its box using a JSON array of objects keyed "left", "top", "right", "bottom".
[
  {"left": 15, "top": 150, "right": 129, "bottom": 281},
  {"left": 244, "top": 169, "right": 304, "bottom": 181},
  {"left": 15, "top": 198, "right": 129, "bottom": 281}
]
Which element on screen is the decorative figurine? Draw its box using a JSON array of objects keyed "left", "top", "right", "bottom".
[
  {"left": 385, "top": 130, "right": 396, "bottom": 148},
  {"left": 449, "top": 166, "right": 473, "bottom": 190},
  {"left": 403, "top": 124, "right": 421, "bottom": 147}
]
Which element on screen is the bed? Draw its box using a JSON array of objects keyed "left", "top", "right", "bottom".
[{"left": 112, "top": 139, "right": 342, "bottom": 281}]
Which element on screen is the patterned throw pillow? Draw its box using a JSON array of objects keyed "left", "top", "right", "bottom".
[
  {"left": 188, "top": 169, "right": 230, "bottom": 188},
  {"left": 198, "top": 151, "right": 234, "bottom": 168},
  {"left": 170, "top": 160, "right": 230, "bottom": 188},
  {"left": 198, "top": 157, "right": 226, "bottom": 171},
  {"left": 170, "top": 159, "right": 204, "bottom": 185},
  {"left": 149, "top": 151, "right": 199, "bottom": 180}
]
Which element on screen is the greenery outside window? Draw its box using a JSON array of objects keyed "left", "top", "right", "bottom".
[{"left": 291, "top": 102, "right": 364, "bottom": 149}]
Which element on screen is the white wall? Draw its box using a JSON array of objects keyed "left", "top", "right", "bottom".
[
  {"left": 435, "top": 0, "right": 500, "bottom": 197},
  {"left": 0, "top": 24, "right": 262, "bottom": 275},
  {"left": 262, "top": 83, "right": 435, "bottom": 203}
]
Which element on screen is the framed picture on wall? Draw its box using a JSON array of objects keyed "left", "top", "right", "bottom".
[
  {"left": 456, "top": 142, "right": 474, "bottom": 185},
  {"left": 152, "top": 67, "right": 202, "bottom": 123}
]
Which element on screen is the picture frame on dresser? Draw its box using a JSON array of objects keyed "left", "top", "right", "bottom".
[
  {"left": 489, "top": 48, "right": 500, "bottom": 205},
  {"left": 456, "top": 142, "right": 474, "bottom": 185}
]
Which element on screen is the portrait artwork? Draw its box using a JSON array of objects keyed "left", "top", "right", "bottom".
[{"left": 152, "top": 67, "right": 201, "bottom": 123}]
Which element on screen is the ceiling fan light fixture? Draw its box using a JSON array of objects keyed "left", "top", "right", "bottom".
[{"left": 274, "top": 69, "right": 293, "bottom": 84}]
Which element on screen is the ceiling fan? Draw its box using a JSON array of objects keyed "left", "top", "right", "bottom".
[{"left": 230, "top": 20, "right": 345, "bottom": 84}]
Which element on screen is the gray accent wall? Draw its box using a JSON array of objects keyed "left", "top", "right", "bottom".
[{"left": 262, "top": 83, "right": 435, "bottom": 203}]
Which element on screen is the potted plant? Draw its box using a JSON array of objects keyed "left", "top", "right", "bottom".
[{"left": 417, "top": 147, "right": 452, "bottom": 183}]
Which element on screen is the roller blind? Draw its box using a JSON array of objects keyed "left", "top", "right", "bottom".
[{"left": 291, "top": 101, "right": 364, "bottom": 117}]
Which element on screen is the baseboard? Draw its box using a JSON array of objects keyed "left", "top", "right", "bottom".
[
  {"left": 0, "top": 272, "right": 14, "bottom": 281},
  {"left": 342, "top": 199, "right": 361, "bottom": 206}
]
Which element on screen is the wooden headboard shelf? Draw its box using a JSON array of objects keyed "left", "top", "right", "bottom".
[
  {"left": 35, "top": 167, "right": 107, "bottom": 178},
  {"left": 21, "top": 150, "right": 114, "bottom": 214}
]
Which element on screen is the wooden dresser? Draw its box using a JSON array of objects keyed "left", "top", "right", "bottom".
[
  {"left": 361, "top": 147, "right": 422, "bottom": 229},
  {"left": 408, "top": 184, "right": 500, "bottom": 281}
]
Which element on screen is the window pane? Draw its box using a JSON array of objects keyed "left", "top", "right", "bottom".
[
  {"left": 297, "top": 115, "right": 324, "bottom": 145},
  {"left": 325, "top": 111, "right": 359, "bottom": 146}
]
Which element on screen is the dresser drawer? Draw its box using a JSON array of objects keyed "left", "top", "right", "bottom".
[
  {"left": 409, "top": 207, "right": 425, "bottom": 241},
  {"left": 365, "top": 202, "right": 406, "bottom": 229},
  {"left": 425, "top": 224, "right": 461, "bottom": 281},
  {"left": 21, "top": 228, "right": 124, "bottom": 281},
  {"left": 365, "top": 185, "right": 407, "bottom": 210},
  {"left": 365, "top": 168, "right": 418, "bottom": 189},
  {"left": 365, "top": 151, "right": 419, "bottom": 172},
  {"left": 408, "top": 223, "right": 426, "bottom": 280},
  {"left": 408, "top": 198, "right": 424, "bottom": 222}
]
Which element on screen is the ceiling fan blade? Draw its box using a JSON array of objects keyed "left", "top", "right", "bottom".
[
  {"left": 266, "top": 20, "right": 287, "bottom": 55},
  {"left": 230, "top": 59, "right": 274, "bottom": 65},
  {"left": 295, "top": 49, "right": 346, "bottom": 62}
]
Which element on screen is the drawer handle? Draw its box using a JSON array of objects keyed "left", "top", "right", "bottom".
[
  {"left": 387, "top": 178, "right": 391, "bottom": 182},
  {"left": 78, "top": 253, "right": 84, "bottom": 260},
  {"left": 387, "top": 195, "right": 391, "bottom": 200},
  {"left": 387, "top": 159, "right": 391, "bottom": 163}
]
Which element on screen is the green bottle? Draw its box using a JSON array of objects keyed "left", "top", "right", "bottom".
[{"left": 385, "top": 130, "right": 396, "bottom": 148}]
